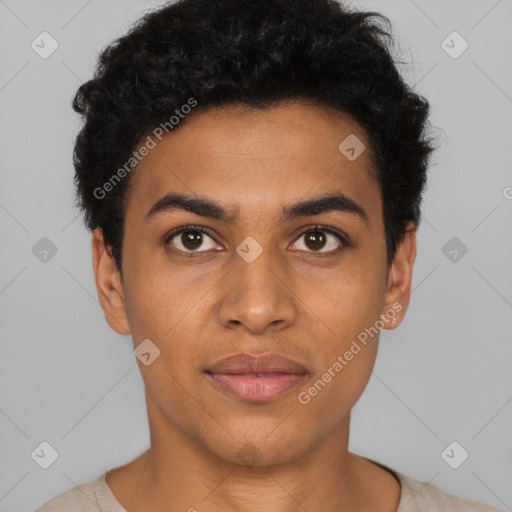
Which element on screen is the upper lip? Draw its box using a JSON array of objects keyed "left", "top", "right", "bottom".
[{"left": 205, "top": 353, "right": 308, "bottom": 375}]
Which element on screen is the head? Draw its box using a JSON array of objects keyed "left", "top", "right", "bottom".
[{"left": 75, "top": 0, "right": 436, "bottom": 466}]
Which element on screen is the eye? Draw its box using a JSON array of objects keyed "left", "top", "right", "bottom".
[
  {"left": 290, "top": 225, "right": 347, "bottom": 254},
  {"left": 165, "top": 225, "right": 221, "bottom": 253},
  {"left": 165, "top": 224, "right": 348, "bottom": 255}
]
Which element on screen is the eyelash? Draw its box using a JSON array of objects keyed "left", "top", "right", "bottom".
[{"left": 164, "top": 223, "right": 349, "bottom": 256}]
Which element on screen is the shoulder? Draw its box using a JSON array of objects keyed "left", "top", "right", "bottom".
[
  {"left": 34, "top": 471, "right": 124, "bottom": 512},
  {"left": 395, "top": 469, "right": 505, "bottom": 512}
]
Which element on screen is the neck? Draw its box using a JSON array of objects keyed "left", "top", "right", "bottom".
[{"left": 107, "top": 394, "right": 400, "bottom": 512}]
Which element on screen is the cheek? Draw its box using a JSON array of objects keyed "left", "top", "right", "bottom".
[
  {"left": 298, "top": 256, "right": 386, "bottom": 387},
  {"left": 123, "top": 267, "right": 209, "bottom": 376},
  {"left": 296, "top": 298, "right": 381, "bottom": 428},
  {"left": 299, "top": 256, "right": 386, "bottom": 329},
  {"left": 122, "top": 251, "right": 186, "bottom": 336}
]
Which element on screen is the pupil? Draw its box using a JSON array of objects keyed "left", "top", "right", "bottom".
[
  {"left": 183, "top": 231, "right": 203, "bottom": 250},
  {"left": 306, "top": 231, "right": 326, "bottom": 250}
]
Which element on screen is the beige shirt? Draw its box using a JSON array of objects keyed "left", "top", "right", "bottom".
[{"left": 34, "top": 459, "right": 504, "bottom": 512}]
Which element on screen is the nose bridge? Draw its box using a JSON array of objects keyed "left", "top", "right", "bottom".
[
  {"left": 216, "top": 235, "right": 297, "bottom": 333},
  {"left": 236, "top": 237, "right": 281, "bottom": 290}
]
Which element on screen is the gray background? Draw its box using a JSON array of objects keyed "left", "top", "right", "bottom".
[{"left": 0, "top": 0, "right": 511, "bottom": 510}]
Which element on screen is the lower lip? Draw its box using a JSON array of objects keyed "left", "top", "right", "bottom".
[{"left": 206, "top": 373, "right": 307, "bottom": 403}]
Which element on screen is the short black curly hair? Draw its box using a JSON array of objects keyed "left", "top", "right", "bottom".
[{"left": 72, "top": 0, "right": 436, "bottom": 274}]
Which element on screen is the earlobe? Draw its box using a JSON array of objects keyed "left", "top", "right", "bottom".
[
  {"left": 381, "top": 222, "right": 416, "bottom": 330},
  {"left": 91, "top": 228, "right": 131, "bottom": 335}
]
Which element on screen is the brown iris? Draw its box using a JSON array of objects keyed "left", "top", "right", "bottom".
[
  {"left": 181, "top": 230, "right": 203, "bottom": 250},
  {"left": 304, "top": 230, "right": 327, "bottom": 251}
]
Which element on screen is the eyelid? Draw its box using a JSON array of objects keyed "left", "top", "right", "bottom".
[
  {"left": 164, "top": 224, "right": 219, "bottom": 246},
  {"left": 164, "top": 223, "right": 349, "bottom": 253},
  {"left": 293, "top": 224, "right": 349, "bottom": 247}
]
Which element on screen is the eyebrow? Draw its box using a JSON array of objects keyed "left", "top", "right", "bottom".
[{"left": 145, "top": 191, "right": 368, "bottom": 225}]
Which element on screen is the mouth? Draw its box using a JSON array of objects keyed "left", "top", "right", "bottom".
[{"left": 204, "top": 353, "right": 308, "bottom": 403}]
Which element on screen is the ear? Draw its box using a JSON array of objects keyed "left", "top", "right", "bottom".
[
  {"left": 91, "top": 228, "right": 130, "bottom": 335},
  {"left": 381, "top": 222, "right": 416, "bottom": 330}
]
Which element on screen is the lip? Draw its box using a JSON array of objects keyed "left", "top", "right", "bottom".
[
  {"left": 205, "top": 353, "right": 308, "bottom": 403},
  {"left": 206, "top": 352, "right": 308, "bottom": 375}
]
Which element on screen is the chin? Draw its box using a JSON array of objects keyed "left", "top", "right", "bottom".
[{"left": 207, "top": 434, "right": 309, "bottom": 469}]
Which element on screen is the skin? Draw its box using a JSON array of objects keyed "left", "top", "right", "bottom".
[{"left": 92, "top": 102, "right": 416, "bottom": 512}]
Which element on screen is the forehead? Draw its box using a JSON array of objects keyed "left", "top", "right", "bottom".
[{"left": 125, "top": 103, "right": 382, "bottom": 225}]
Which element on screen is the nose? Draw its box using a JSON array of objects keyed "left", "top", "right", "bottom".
[{"left": 215, "top": 245, "right": 298, "bottom": 335}]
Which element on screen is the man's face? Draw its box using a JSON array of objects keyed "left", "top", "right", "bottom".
[{"left": 94, "top": 102, "right": 413, "bottom": 466}]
